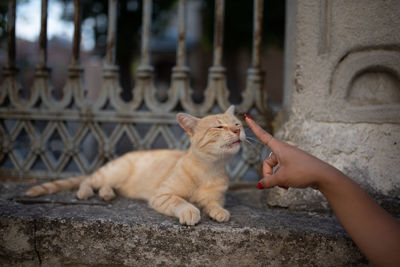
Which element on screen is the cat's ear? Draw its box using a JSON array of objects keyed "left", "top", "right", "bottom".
[
  {"left": 177, "top": 113, "right": 199, "bottom": 137},
  {"left": 225, "top": 105, "right": 235, "bottom": 115}
]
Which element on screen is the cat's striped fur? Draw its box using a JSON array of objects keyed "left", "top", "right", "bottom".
[{"left": 26, "top": 106, "right": 245, "bottom": 225}]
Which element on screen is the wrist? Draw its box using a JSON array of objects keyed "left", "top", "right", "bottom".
[
  {"left": 315, "top": 163, "right": 348, "bottom": 196},
  {"left": 319, "top": 167, "right": 353, "bottom": 200}
]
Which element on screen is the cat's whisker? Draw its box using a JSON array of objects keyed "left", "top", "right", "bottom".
[
  {"left": 242, "top": 139, "right": 263, "bottom": 153},
  {"left": 243, "top": 139, "right": 258, "bottom": 147},
  {"left": 243, "top": 127, "right": 263, "bottom": 137},
  {"left": 242, "top": 138, "right": 271, "bottom": 163},
  {"left": 245, "top": 137, "right": 264, "bottom": 146}
]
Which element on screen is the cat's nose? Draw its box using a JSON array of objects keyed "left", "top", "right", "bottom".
[{"left": 233, "top": 128, "right": 240, "bottom": 137}]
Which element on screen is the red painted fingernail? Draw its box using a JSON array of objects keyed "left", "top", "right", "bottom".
[
  {"left": 279, "top": 186, "right": 289, "bottom": 190},
  {"left": 257, "top": 182, "right": 264, "bottom": 190},
  {"left": 245, "top": 114, "right": 252, "bottom": 120}
]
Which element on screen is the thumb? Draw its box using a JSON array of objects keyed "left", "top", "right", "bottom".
[{"left": 258, "top": 174, "right": 280, "bottom": 189}]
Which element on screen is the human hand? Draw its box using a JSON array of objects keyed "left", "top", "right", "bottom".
[
  {"left": 246, "top": 117, "right": 400, "bottom": 267},
  {"left": 245, "top": 115, "right": 340, "bottom": 191}
]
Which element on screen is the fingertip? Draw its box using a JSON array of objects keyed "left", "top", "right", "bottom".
[
  {"left": 256, "top": 182, "right": 264, "bottom": 190},
  {"left": 257, "top": 177, "right": 269, "bottom": 190},
  {"left": 244, "top": 114, "right": 254, "bottom": 124},
  {"left": 245, "top": 119, "right": 274, "bottom": 145},
  {"left": 257, "top": 175, "right": 277, "bottom": 190},
  {"left": 244, "top": 115, "right": 254, "bottom": 127}
]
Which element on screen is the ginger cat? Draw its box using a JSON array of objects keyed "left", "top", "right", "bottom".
[{"left": 26, "top": 105, "right": 245, "bottom": 225}]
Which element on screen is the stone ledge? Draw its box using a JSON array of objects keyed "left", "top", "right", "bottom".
[{"left": 0, "top": 182, "right": 368, "bottom": 266}]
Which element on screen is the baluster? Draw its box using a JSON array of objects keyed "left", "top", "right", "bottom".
[
  {"left": 143, "top": 0, "right": 181, "bottom": 113},
  {"left": 134, "top": 0, "right": 154, "bottom": 110},
  {"left": 65, "top": 0, "right": 86, "bottom": 110},
  {"left": 141, "top": 0, "right": 162, "bottom": 112},
  {"left": 140, "top": 0, "right": 152, "bottom": 69},
  {"left": 29, "top": 0, "right": 56, "bottom": 108},
  {"left": 38, "top": 0, "right": 48, "bottom": 68},
  {"left": 213, "top": 0, "right": 224, "bottom": 68},
  {"left": 239, "top": 0, "right": 268, "bottom": 113},
  {"left": 176, "top": 0, "right": 186, "bottom": 69},
  {"left": 175, "top": 0, "right": 199, "bottom": 115},
  {"left": 95, "top": 0, "right": 121, "bottom": 110},
  {"left": 0, "top": 0, "right": 18, "bottom": 106},
  {"left": 35, "top": 0, "right": 50, "bottom": 102},
  {"left": 148, "top": 0, "right": 188, "bottom": 112},
  {"left": 25, "top": 0, "right": 52, "bottom": 109},
  {"left": 108, "top": 0, "right": 151, "bottom": 112},
  {"left": 72, "top": 0, "right": 81, "bottom": 67},
  {"left": 109, "top": 0, "right": 147, "bottom": 112},
  {"left": 110, "top": 0, "right": 153, "bottom": 112},
  {"left": 211, "top": 0, "right": 230, "bottom": 112},
  {"left": 252, "top": 0, "right": 268, "bottom": 112},
  {"left": 5, "top": 0, "right": 43, "bottom": 109},
  {"left": 7, "top": 0, "right": 16, "bottom": 69},
  {"left": 182, "top": 0, "right": 228, "bottom": 115},
  {"left": 252, "top": 0, "right": 263, "bottom": 70},
  {"left": 105, "top": 0, "right": 117, "bottom": 66}
]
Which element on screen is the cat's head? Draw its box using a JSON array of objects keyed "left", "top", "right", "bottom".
[{"left": 177, "top": 105, "right": 246, "bottom": 159}]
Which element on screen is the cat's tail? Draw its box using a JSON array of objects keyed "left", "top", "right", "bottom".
[{"left": 26, "top": 176, "right": 86, "bottom": 197}]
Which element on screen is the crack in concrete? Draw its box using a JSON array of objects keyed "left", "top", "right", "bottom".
[
  {"left": 10, "top": 197, "right": 108, "bottom": 206},
  {"left": 33, "top": 219, "right": 42, "bottom": 266}
]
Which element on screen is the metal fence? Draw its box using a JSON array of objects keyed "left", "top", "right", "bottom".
[{"left": 0, "top": 0, "right": 269, "bottom": 184}]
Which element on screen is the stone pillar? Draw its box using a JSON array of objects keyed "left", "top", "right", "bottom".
[{"left": 268, "top": 0, "right": 400, "bottom": 210}]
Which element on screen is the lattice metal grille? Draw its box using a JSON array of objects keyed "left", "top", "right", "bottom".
[{"left": 0, "top": 0, "right": 269, "bottom": 184}]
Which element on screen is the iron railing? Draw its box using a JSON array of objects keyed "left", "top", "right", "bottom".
[{"left": 0, "top": 0, "right": 269, "bottom": 184}]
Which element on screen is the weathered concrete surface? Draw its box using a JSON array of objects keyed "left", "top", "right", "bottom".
[
  {"left": 0, "top": 182, "right": 368, "bottom": 266},
  {"left": 276, "top": 0, "right": 400, "bottom": 209}
]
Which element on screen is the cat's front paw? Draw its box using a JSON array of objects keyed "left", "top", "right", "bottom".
[
  {"left": 177, "top": 205, "right": 201, "bottom": 226},
  {"left": 209, "top": 208, "right": 230, "bottom": 222},
  {"left": 99, "top": 185, "right": 116, "bottom": 201},
  {"left": 77, "top": 183, "right": 94, "bottom": 200}
]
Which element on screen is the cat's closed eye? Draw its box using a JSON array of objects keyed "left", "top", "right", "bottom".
[{"left": 215, "top": 126, "right": 224, "bottom": 129}]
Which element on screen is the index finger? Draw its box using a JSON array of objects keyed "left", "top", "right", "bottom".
[{"left": 245, "top": 116, "right": 278, "bottom": 151}]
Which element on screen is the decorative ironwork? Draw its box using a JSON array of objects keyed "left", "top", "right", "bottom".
[{"left": 0, "top": 0, "right": 269, "bottom": 184}]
